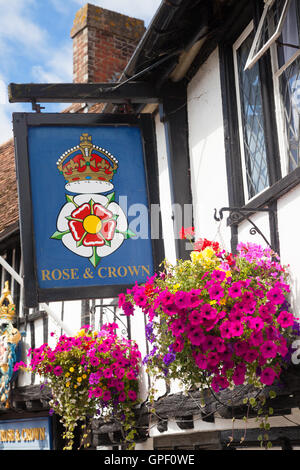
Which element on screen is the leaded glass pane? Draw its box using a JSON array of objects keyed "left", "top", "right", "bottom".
[
  {"left": 279, "top": 56, "right": 300, "bottom": 171},
  {"left": 236, "top": 31, "right": 269, "bottom": 199},
  {"left": 277, "top": 0, "right": 300, "bottom": 172}
]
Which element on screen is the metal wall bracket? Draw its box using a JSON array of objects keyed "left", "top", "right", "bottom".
[{"left": 214, "top": 206, "right": 275, "bottom": 250}]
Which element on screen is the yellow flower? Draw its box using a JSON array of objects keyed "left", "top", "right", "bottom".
[
  {"left": 173, "top": 283, "right": 181, "bottom": 292},
  {"left": 190, "top": 251, "right": 202, "bottom": 263},
  {"left": 82, "top": 374, "right": 87, "bottom": 380},
  {"left": 65, "top": 372, "right": 70, "bottom": 378},
  {"left": 76, "top": 329, "right": 86, "bottom": 337},
  {"left": 69, "top": 367, "right": 75, "bottom": 373},
  {"left": 209, "top": 300, "right": 217, "bottom": 305},
  {"left": 65, "top": 382, "right": 70, "bottom": 388},
  {"left": 77, "top": 377, "right": 82, "bottom": 383}
]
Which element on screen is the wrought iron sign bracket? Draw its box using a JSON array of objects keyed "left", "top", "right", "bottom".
[
  {"left": 31, "top": 99, "right": 45, "bottom": 113},
  {"left": 214, "top": 206, "right": 275, "bottom": 250}
]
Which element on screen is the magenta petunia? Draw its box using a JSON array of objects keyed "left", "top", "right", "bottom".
[
  {"left": 122, "top": 301, "right": 134, "bottom": 316},
  {"left": 230, "top": 320, "right": 244, "bottom": 337},
  {"left": 244, "top": 349, "right": 259, "bottom": 363},
  {"left": 211, "top": 269, "right": 226, "bottom": 282},
  {"left": 200, "top": 304, "right": 217, "bottom": 320},
  {"left": 194, "top": 353, "right": 208, "bottom": 370},
  {"left": 53, "top": 366, "right": 63, "bottom": 376},
  {"left": 174, "top": 291, "right": 191, "bottom": 309},
  {"left": 208, "top": 283, "right": 224, "bottom": 301},
  {"left": 188, "top": 310, "right": 203, "bottom": 326},
  {"left": 277, "top": 311, "right": 294, "bottom": 328},
  {"left": 261, "top": 340, "right": 278, "bottom": 359},
  {"left": 128, "top": 390, "right": 137, "bottom": 401},
  {"left": 219, "top": 320, "right": 232, "bottom": 339},
  {"left": 248, "top": 317, "right": 264, "bottom": 331},
  {"left": 228, "top": 281, "right": 242, "bottom": 298},
  {"left": 267, "top": 287, "right": 285, "bottom": 305},
  {"left": 187, "top": 327, "right": 204, "bottom": 346},
  {"left": 232, "top": 363, "right": 246, "bottom": 386},
  {"left": 260, "top": 367, "right": 277, "bottom": 386}
]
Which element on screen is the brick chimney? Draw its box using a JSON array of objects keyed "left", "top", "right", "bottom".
[{"left": 71, "top": 3, "right": 145, "bottom": 84}]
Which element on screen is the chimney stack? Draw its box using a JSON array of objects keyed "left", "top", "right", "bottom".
[{"left": 71, "top": 3, "right": 145, "bottom": 84}]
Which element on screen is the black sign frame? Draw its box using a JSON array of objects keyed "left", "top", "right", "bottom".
[{"left": 13, "top": 112, "right": 164, "bottom": 308}]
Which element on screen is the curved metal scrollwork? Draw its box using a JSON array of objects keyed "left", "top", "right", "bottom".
[
  {"left": 214, "top": 206, "right": 275, "bottom": 250},
  {"left": 90, "top": 303, "right": 130, "bottom": 337}
]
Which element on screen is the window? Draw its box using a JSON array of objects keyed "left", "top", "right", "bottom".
[
  {"left": 245, "top": 0, "right": 300, "bottom": 176},
  {"left": 233, "top": 23, "right": 269, "bottom": 201},
  {"left": 245, "top": 0, "right": 291, "bottom": 71},
  {"left": 273, "top": 0, "right": 300, "bottom": 172}
]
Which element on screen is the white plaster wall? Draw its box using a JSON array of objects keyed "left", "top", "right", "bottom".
[
  {"left": 237, "top": 211, "right": 271, "bottom": 249},
  {"left": 155, "top": 112, "right": 177, "bottom": 265},
  {"left": 187, "top": 47, "right": 231, "bottom": 253},
  {"left": 277, "top": 185, "right": 300, "bottom": 317}
]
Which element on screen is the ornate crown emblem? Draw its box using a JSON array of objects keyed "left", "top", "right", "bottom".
[
  {"left": 57, "top": 133, "right": 119, "bottom": 194},
  {"left": 0, "top": 282, "right": 16, "bottom": 323}
]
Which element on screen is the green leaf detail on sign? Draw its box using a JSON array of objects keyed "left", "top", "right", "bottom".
[
  {"left": 51, "top": 230, "right": 70, "bottom": 240},
  {"left": 89, "top": 247, "right": 101, "bottom": 268},
  {"left": 89, "top": 199, "right": 94, "bottom": 215},
  {"left": 65, "top": 216, "right": 83, "bottom": 222},
  {"left": 65, "top": 194, "right": 78, "bottom": 207},
  {"left": 105, "top": 192, "right": 115, "bottom": 207},
  {"left": 116, "top": 228, "right": 136, "bottom": 239},
  {"left": 76, "top": 231, "right": 87, "bottom": 248}
]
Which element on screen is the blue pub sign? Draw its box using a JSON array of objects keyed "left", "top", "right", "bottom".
[
  {"left": 13, "top": 114, "right": 162, "bottom": 308},
  {"left": 0, "top": 417, "right": 52, "bottom": 450}
]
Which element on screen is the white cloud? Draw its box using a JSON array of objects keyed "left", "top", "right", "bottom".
[
  {"left": 31, "top": 42, "right": 73, "bottom": 83},
  {"left": 72, "top": 0, "right": 162, "bottom": 25},
  {"left": 0, "top": 0, "right": 47, "bottom": 56}
]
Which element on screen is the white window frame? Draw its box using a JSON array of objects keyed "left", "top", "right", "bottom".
[
  {"left": 244, "top": 0, "right": 291, "bottom": 71},
  {"left": 269, "top": 2, "right": 300, "bottom": 176},
  {"left": 233, "top": 21, "right": 270, "bottom": 203}
]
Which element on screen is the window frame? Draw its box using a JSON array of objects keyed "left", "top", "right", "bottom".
[
  {"left": 233, "top": 21, "right": 271, "bottom": 203},
  {"left": 269, "top": 1, "right": 300, "bottom": 176},
  {"left": 244, "top": 0, "right": 291, "bottom": 71}
]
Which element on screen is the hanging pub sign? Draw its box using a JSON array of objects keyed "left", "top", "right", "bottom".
[{"left": 13, "top": 113, "right": 163, "bottom": 308}]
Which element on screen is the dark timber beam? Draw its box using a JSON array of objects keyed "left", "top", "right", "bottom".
[
  {"left": 160, "top": 81, "right": 193, "bottom": 261},
  {"left": 8, "top": 82, "right": 160, "bottom": 104}
]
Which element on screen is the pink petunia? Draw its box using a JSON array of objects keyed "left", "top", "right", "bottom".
[
  {"left": 228, "top": 282, "right": 242, "bottom": 298},
  {"left": 172, "top": 338, "right": 184, "bottom": 352},
  {"left": 267, "top": 287, "right": 285, "bottom": 305},
  {"left": 128, "top": 390, "right": 137, "bottom": 401},
  {"left": 277, "top": 311, "right": 294, "bottom": 328},
  {"left": 189, "top": 310, "right": 203, "bottom": 326},
  {"left": 220, "top": 320, "right": 232, "bottom": 339},
  {"left": 248, "top": 317, "right": 264, "bottom": 331},
  {"left": 260, "top": 367, "right": 277, "bottom": 386},
  {"left": 208, "top": 283, "right": 224, "bottom": 301},
  {"left": 194, "top": 353, "right": 207, "bottom": 370},
  {"left": 261, "top": 340, "right": 278, "bottom": 359},
  {"left": 102, "top": 390, "right": 111, "bottom": 401},
  {"left": 244, "top": 349, "right": 259, "bottom": 363},
  {"left": 230, "top": 321, "right": 244, "bottom": 337},
  {"left": 53, "top": 366, "right": 63, "bottom": 376},
  {"left": 188, "top": 327, "right": 204, "bottom": 346},
  {"left": 232, "top": 364, "right": 246, "bottom": 386}
]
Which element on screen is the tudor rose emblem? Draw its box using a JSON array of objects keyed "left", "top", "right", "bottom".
[{"left": 51, "top": 133, "right": 135, "bottom": 267}]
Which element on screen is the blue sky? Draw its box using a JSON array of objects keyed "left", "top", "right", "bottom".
[{"left": 0, "top": 0, "right": 161, "bottom": 145}]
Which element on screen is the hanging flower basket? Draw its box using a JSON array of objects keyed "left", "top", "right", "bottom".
[
  {"left": 15, "top": 323, "right": 141, "bottom": 450},
  {"left": 119, "top": 233, "right": 299, "bottom": 445}
]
